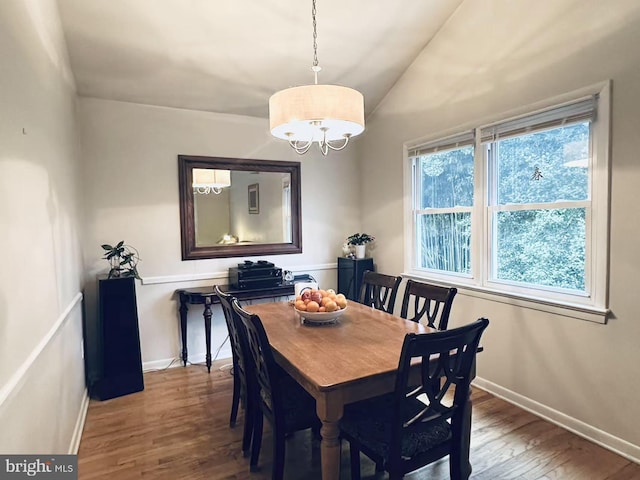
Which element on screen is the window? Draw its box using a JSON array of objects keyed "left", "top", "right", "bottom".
[
  {"left": 406, "top": 84, "right": 610, "bottom": 318},
  {"left": 411, "top": 132, "right": 474, "bottom": 276}
]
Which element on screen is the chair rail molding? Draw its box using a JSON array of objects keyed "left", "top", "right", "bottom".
[
  {"left": 0, "top": 292, "right": 83, "bottom": 409},
  {"left": 141, "top": 262, "right": 338, "bottom": 285}
]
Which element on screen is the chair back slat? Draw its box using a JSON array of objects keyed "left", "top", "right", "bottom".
[
  {"left": 400, "top": 279, "right": 457, "bottom": 330},
  {"left": 358, "top": 271, "right": 402, "bottom": 314}
]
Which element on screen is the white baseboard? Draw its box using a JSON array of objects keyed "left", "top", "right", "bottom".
[
  {"left": 69, "top": 389, "right": 89, "bottom": 454},
  {"left": 143, "top": 352, "right": 233, "bottom": 372},
  {"left": 473, "top": 377, "right": 640, "bottom": 464},
  {"left": 142, "top": 357, "right": 185, "bottom": 372}
]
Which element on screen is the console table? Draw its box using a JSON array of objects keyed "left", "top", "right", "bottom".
[{"left": 176, "top": 279, "right": 310, "bottom": 372}]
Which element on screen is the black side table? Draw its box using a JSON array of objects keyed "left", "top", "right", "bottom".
[
  {"left": 337, "top": 257, "right": 374, "bottom": 301},
  {"left": 176, "top": 277, "right": 313, "bottom": 372}
]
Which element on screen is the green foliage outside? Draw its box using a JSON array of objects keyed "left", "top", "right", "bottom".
[{"left": 417, "top": 122, "right": 589, "bottom": 292}]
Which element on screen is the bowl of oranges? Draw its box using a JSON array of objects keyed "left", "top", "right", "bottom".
[{"left": 293, "top": 288, "right": 348, "bottom": 324}]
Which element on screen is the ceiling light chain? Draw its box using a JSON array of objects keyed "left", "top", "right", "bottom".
[
  {"left": 268, "top": 0, "right": 365, "bottom": 156},
  {"left": 312, "top": 0, "right": 319, "bottom": 70}
]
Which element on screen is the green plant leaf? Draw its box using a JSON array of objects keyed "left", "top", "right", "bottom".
[
  {"left": 116, "top": 240, "right": 124, "bottom": 248},
  {"left": 101, "top": 244, "right": 113, "bottom": 250}
]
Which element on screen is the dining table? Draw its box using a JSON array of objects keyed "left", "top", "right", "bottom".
[{"left": 244, "top": 300, "right": 436, "bottom": 480}]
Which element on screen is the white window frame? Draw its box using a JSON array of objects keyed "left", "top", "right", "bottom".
[{"left": 403, "top": 82, "right": 611, "bottom": 323}]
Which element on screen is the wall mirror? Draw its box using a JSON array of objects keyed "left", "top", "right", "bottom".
[{"left": 178, "top": 155, "right": 302, "bottom": 260}]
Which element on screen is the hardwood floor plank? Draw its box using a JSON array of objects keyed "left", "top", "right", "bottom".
[{"left": 77, "top": 362, "right": 640, "bottom": 479}]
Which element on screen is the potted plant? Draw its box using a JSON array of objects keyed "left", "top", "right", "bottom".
[
  {"left": 101, "top": 241, "right": 141, "bottom": 279},
  {"left": 346, "top": 233, "right": 375, "bottom": 259}
]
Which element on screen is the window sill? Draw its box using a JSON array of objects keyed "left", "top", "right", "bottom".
[{"left": 401, "top": 273, "right": 609, "bottom": 324}]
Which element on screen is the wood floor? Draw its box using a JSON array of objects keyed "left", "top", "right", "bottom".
[{"left": 78, "top": 361, "right": 640, "bottom": 479}]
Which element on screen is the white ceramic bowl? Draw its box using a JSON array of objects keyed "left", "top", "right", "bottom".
[{"left": 294, "top": 306, "right": 347, "bottom": 324}]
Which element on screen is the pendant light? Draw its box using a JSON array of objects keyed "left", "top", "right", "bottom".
[{"left": 269, "top": 0, "right": 365, "bottom": 155}]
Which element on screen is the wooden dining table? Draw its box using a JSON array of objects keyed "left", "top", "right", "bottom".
[{"left": 244, "top": 300, "right": 436, "bottom": 480}]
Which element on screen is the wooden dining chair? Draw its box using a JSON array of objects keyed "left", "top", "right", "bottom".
[
  {"left": 215, "top": 286, "right": 255, "bottom": 456},
  {"left": 358, "top": 270, "right": 402, "bottom": 314},
  {"left": 400, "top": 279, "right": 458, "bottom": 330},
  {"left": 340, "top": 318, "right": 489, "bottom": 480},
  {"left": 232, "top": 298, "right": 321, "bottom": 480}
]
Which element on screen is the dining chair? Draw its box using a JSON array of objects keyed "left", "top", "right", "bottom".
[
  {"left": 340, "top": 318, "right": 490, "bottom": 480},
  {"left": 400, "top": 279, "right": 458, "bottom": 330},
  {"left": 215, "top": 286, "right": 254, "bottom": 456},
  {"left": 358, "top": 270, "right": 402, "bottom": 314},
  {"left": 231, "top": 298, "right": 321, "bottom": 480}
]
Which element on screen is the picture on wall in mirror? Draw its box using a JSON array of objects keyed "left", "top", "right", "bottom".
[{"left": 248, "top": 183, "right": 259, "bottom": 214}]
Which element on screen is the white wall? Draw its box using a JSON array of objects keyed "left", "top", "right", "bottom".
[
  {"left": 229, "top": 171, "right": 286, "bottom": 243},
  {"left": 0, "top": 0, "right": 86, "bottom": 453},
  {"left": 78, "top": 97, "right": 362, "bottom": 369},
  {"left": 360, "top": 0, "right": 640, "bottom": 459},
  {"left": 194, "top": 188, "right": 230, "bottom": 246}
]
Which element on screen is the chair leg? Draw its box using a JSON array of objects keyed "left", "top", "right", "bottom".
[
  {"left": 349, "top": 443, "right": 361, "bottom": 480},
  {"left": 241, "top": 403, "right": 254, "bottom": 457},
  {"left": 450, "top": 397, "right": 473, "bottom": 480},
  {"left": 250, "top": 411, "right": 263, "bottom": 472},
  {"left": 229, "top": 373, "right": 240, "bottom": 427},
  {"left": 272, "top": 426, "right": 286, "bottom": 480}
]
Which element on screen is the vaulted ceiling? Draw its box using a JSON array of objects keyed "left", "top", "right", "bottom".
[{"left": 56, "top": 0, "right": 462, "bottom": 119}]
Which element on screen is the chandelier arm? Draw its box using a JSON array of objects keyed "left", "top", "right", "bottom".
[
  {"left": 326, "top": 136, "right": 350, "bottom": 151},
  {"left": 289, "top": 139, "right": 313, "bottom": 155},
  {"left": 318, "top": 129, "right": 330, "bottom": 155}
]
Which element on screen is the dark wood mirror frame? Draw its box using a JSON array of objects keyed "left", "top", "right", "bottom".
[{"left": 178, "top": 155, "right": 302, "bottom": 260}]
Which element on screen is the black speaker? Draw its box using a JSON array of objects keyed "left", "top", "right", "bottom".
[
  {"left": 337, "top": 257, "right": 374, "bottom": 301},
  {"left": 93, "top": 276, "right": 144, "bottom": 400}
]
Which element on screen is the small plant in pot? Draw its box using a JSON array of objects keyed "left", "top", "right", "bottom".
[
  {"left": 346, "top": 233, "right": 375, "bottom": 259},
  {"left": 101, "top": 241, "right": 141, "bottom": 279}
]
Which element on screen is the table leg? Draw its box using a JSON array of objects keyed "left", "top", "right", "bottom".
[
  {"left": 204, "top": 298, "right": 212, "bottom": 373},
  {"left": 316, "top": 392, "right": 344, "bottom": 480},
  {"left": 179, "top": 294, "right": 188, "bottom": 367}
]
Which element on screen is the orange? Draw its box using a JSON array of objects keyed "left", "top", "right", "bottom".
[
  {"left": 306, "top": 301, "right": 320, "bottom": 312},
  {"left": 325, "top": 301, "right": 338, "bottom": 312}
]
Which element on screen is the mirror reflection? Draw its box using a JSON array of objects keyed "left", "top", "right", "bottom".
[
  {"left": 178, "top": 156, "right": 302, "bottom": 260},
  {"left": 193, "top": 170, "right": 292, "bottom": 247}
]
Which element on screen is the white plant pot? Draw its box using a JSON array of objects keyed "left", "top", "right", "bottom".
[{"left": 355, "top": 244, "right": 366, "bottom": 259}]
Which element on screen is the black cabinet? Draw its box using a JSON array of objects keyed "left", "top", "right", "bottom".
[
  {"left": 92, "top": 276, "right": 144, "bottom": 400},
  {"left": 337, "top": 257, "right": 374, "bottom": 301}
]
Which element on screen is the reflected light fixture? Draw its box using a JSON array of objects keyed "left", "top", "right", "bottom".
[
  {"left": 192, "top": 168, "right": 231, "bottom": 194},
  {"left": 269, "top": 0, "right": 365, "bottom": 156}
]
